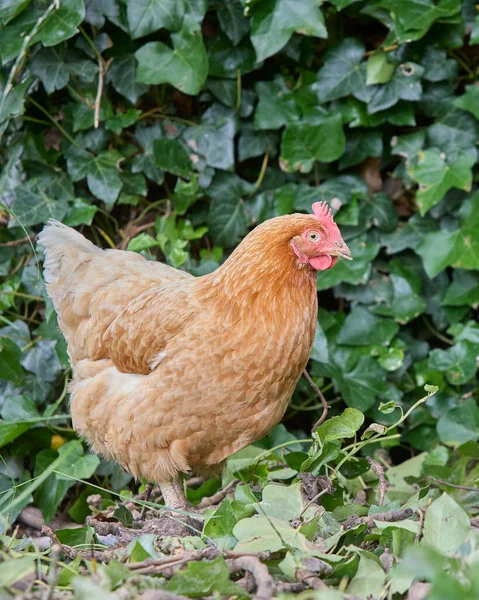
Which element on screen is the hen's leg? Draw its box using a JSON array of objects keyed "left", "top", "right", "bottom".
[
  {"left": 160, "top": 475, "right": 188, "bottom": 510},
  {"left": 159, "top": 476, "right": 203, "bottom": 535}
]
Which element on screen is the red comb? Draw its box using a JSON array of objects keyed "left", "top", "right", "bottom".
[{"left": 312, "top": 201, "right": 334, "bottom": 222}]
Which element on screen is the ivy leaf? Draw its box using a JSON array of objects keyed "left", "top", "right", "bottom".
[
  {"left": 280, "top": 115, "right": 345, "bottom": 173},
  {"left": 66, "top": 147, "right": 123, "bottom": 208},
  {"left": 1, "top": 0, "right": 85, "bottom": 63},
  {"left": 338, "top": 306, "right": 399, "bottom": 346},
  {"left": 132, "top": 123, "right": 165, "bottom": 185},
  {"left": 253, "top": 483, "right": 303, "bottom": 520},
  {"left": 127, "top": 0, "right": 184, "bottom": 38},
  {"left": 381, "top": 214, "right": 436, "bottom": 255},
  {"left": 250, "top": 0, "right": 327, "bottom": 62},
  {"left": 217, "top": 0, "right": 250, "bottom": 46},
  {"left": 437, "top": 398, "right": 479, "bottom": 445},
  {"left": 0, "top": 338, "right": 23, "bottom": 385},
  {"left": 427, "top": 108, "right": 479, "bottom": 158},
  {"left": 207, "top": 172, "right": 254, "bottom": 247},
  {"left": 368, "top": 63, "right": 424, "bottom": 114},
  {"left": 378, "top": 0, "right": 462, "bottom": 42},
  {"left": 35, "top": 0, "right": 85, "bottom": 47},
  {"left": 339, "top": 129, "right": 382, "bottom": 169},
  {"left": 453, "top": 86, "right": 479, "bottom": 121},
  {"left": 314, "top": 352, "right": 390, "bottom": 411},
  {"left": 417, "top": 193, "right": 479, "bottom": 277},
  {"left": 316, "top": 407, "right": 364, "bottom": 443},
  {"left": 168, "top": 556, "right": 245, "bottom": 598},
  {"left": 107, "top": 54, "right": 148, "bottom": 104},
  {"left": 153, "top": 138, "right": 192, "bottom": 178},
  {"left": 72, "top": 97, "right": 113, "bottom": 132},
  {"left": 21, "top": 339, "right": 62, "bottom": 382},
  {"left": 64, "top": 198, "right": 98, "bottom": 227},
  {"left": 372, "top": 262, "right": 427, "bottom": 324},
  {"left": 442, "top": 271, "right": 479, "bottom": 307},
  {"left": 428, "top": 342, "right": 477, "bottom": 385},
  {"left": 254, "top": 78, "right": 300, "bottom": 130},
  {"left": 0, "top": 74, "right": 30, "bottom": 124},
  {"left": 422, "top": 492, "right": 470, "bottom": 556},
  {"left": 409, "top": 149, "right": 474, "bottom": 215},
  {"left": 366, "top": 50, "right": 395, "bottom": 85},
  {"left": 10, "top": 172, "right": 73, "bottom": 227},
  {"left": 136, "top": 20, "right": 208, "bottom": 95},
  {"left": 31, "top": 46, "right": 70, "bottom": 94},
  {"left": 313, "top": 39, "right": 371, "bottom": 103},
  {"left": 184, "top": 105, "right": 237, "bottom": 170},
  {"left": 422, "top": 47, "right": 458, "bottom": 82},
  {"left": 105, "top": 109, "right": 141, "bottom": 135},
  {"left": 391, "top": 131, "right": 425, "bottom": 159}
]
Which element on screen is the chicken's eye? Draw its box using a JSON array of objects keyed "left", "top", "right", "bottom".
[{"left": 307, "top": 231, "right": 321, "bottom": 243}]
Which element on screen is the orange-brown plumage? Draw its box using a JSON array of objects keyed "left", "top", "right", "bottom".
[{"left": 38, "top": 206, "right": 350, "bottom": 510}]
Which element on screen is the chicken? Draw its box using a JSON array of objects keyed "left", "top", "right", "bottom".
[{"left": 38, "top": 202, "right": 351, "bottom": 515}]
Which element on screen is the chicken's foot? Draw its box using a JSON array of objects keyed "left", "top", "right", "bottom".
[
  {"left": 159, "top": 476, "right": 203, "bottom": 536},
  {"left": 160, "top": 476, "right": 188, "bottom": 510}
]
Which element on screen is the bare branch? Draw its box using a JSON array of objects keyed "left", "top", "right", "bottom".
[
  {"left": 303, "top": 369, "right": 329, "bottom": 431},
  {"left": 227, "top": 555, "right": 274, "bottom": 600},
  {"left": 367, "top": 456, "right": 387, "bottom": 505}
]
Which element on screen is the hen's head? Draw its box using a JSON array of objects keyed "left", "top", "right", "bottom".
[{"left": 289, "top": 202, "right": 352, "bottom": 271}]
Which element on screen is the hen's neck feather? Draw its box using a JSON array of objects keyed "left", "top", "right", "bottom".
[{"left": 197, "top": 215, "right": 319, "bottom": 318}]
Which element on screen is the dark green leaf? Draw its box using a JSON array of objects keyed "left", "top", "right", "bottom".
[
  {"left": 339, "top": 129, "right": 382, "bottom": 169},
  {"left": 207, "top": 172, "right": 253, "bottom": 247},
  {"left": 409, "top": 149, "right": 474, "bottom": 215},
  {"left": 437, "top": 398, "right": 479, "bottom": 445},
  {"left": 127, "top": 0, "right": 184, "bottom": 38},
  {"left": 250, "top": 0, "right": 326, "bottom": 62},
  {"left": 113, "top": 504, "right": 134, "bottom": 527},
  {"left": 168, "top": 556, "right": 246, "bottom": 598},
  {"left": 417, "top": 193, "right": 479, "bottom": 276},
  {"left": 312, "top": 38, "right": 371, "bottom": 103},
  {"left": 108, "top": 54, "right": 148, "bottom": 104},
  {"left": 153, "top": 138, "right": 193, "bottom": 178},
  {"left": 66, "top": 147, "right": 123, "bottom": 207},
  {"left": 217, "top": 0, "right": 249, "bottom": 46},
  {"left": 0, "top": 338, "right": 23, "bottom": 385},
  {"left": 428, "top": 341, "right": 477, "bottom": 385},
  {"left": 338, "top": 306, "right": 400, "bottom": 346},
  {"left": 280, "top": 115, "right": 345, "bottom": 173},
  {"left": 136, "top": 21, "right": 208, "bottom": 95}
]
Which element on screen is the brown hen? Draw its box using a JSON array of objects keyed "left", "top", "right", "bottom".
[{"left": 38, "top": 202, "right": 351, "bottom": 515}]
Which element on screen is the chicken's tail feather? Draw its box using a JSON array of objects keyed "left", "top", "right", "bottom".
[{"left": 37, "top": 219, "right": 103, "bottom": 309}]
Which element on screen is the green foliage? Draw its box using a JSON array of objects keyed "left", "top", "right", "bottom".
[{"left": 0, "top": 0, "right": 478, "bottom": 597}]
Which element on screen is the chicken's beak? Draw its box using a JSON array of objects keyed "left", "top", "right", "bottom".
[{"left": 330, "top": 241, "right": 353, "bottom": 260}]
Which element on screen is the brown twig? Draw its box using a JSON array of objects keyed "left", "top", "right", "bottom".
[
  {"left": 196, "top": 479, "right": 239, "bottom": 509},
  {"left": 128, "top": 549, "right": 270, "bottom": 577},
  {"left": 415, "top": 508, "right": 425, "bottom": 543},
  {"left": 94, "top": 57, "right": 104, "bottom": 129},
  {"left": 227, "top": 556, "right": 274, "bottom": 600},
  {"left": 0, "top": 234, "right": 37, "bottom": 247},
  {"left": 344, "top": 507, "right": 414, "bottom": 530},
  {"left": 367, "top": 457, "right": 387, "bottom": 505},
  {"left": 140, "top": 590, "right": 190, "bottom": 600},
  {"left": 41, "top": 526, "right": 77, "bottom": 560},
  {"left": 128, "top": 548, "right": 217, "bottom": 574},
  {"left": 431, "top": 478, "right": 479, "bottom": 493},
  {"left": 141, "top": 592, "right": 191, "bottom": 600},
  {"left": 303, "top": 369, "right": 329, "bottom": 431}
]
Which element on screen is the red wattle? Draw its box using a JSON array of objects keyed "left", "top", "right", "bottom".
[{"left": 309, "top": 255, "right": 333, "bottom": 270}]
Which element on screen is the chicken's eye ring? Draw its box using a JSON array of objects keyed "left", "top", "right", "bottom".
[{"left": 307, "top": 231, "right": 321, "bottom": 243}]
